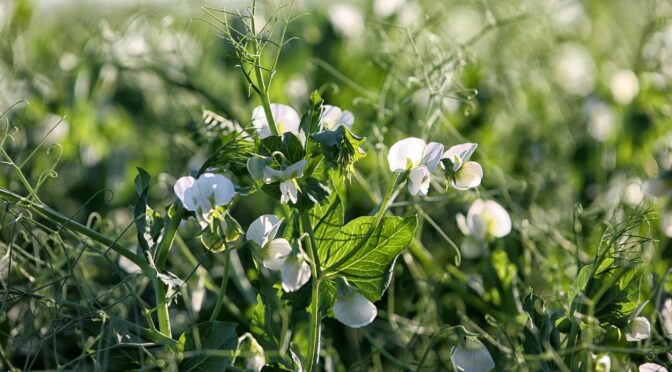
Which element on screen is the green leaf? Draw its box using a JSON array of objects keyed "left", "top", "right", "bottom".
[
  {"left": 299, "top": 90, "right": 323, "bottom": 136},
  {"left": 522, "top": 294, "right": 561, "bottom": 372},
  {"left": 133, "top": 168, "right": 152, "bottom": 253},
  {"left": 259, "top": 135, "right": 283, "bottom": 157},
  {"left": 319, "top": 215, "right": 418, "bottom": 301},
  {"left": 134, "top": 167, "right": 151, "bottom": 196},
  {"left": 178, "top": 321, "right": 238, "bottom": 372},
  {"left": 282, "top": 132, "right": 305, "bottom": 163},
  {"left": 310, "top": 126, "right": 366, "bottom": 178}
]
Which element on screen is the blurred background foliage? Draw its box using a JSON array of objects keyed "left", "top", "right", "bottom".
[{"left": 1, "top": 0, "right": 672, "bottom": 370}]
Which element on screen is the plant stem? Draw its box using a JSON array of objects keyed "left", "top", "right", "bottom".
[
  {"left": 306, "top": 275, "right": 321, "bottom": 372},
  {"left": 210, "top": 247, "right": 231, "bottom": 321},
  {"left": 301, "top": 213, "right": 321, "bottom": 277},
  {"left": 153, "top": 278, "right": 172, "bottom": 338},
  {"left": 249, "top": 1, "right": 278, "bottom": 136},
  {"left": 0, "top": 187, "right": 149, "bottom": 273},
  {"left": 155, "top": 203, "right": 185, "bottom": 269}
]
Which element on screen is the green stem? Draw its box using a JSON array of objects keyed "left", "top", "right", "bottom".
[
  {"left": 154, "top": 278, "right": 172, "bottom": 338},
  {"left": 0, "top": 188, "right": 149, "bottom": 273},
  {"left": 323, "top": 173, "right": 402, "bottom": 274},
  {"left": 306, "top": 276, "right": 321, "bottom": 372},
  {"left": 301, "top": 213, "right": 321, "bottom": 277},
  {"left": 210, "top": 247, "right": 231, "bottom": 321},
  {"left": 249, "top": 2, "right": 278, "bottom": 136},
  {"left": 155, "top": 203, "right": 185, "bottom": 269}
]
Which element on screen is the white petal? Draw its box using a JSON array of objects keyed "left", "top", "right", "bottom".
[
  {"left": 644, "top": 177, "right": 672, "bottom": 198},
  {"left": 452, "top": 161, "right": 483, "bottom": 190},
  {"left": 456, "top": 213, "right": 470, "bottom": 236},
  {"left": 626, "top": 317, "right": 651, "bottom": 341},
  {"left": 246, "top": 354, "right": 266, "bottom": 372},
  {"left": 246, "top": 214, "right": 282, "bottom": 247},
  {"left": 285, "top": 160, "right": 308, "bottom": 179},
  {"left": 263, "top": 166, "right": 286, "bottom": 183},
  {"left": 333, "top": 290, "right": 377, "bottom": 328},
  {"left": 281, "top": 255, "right": 311, "bottom": 292},
  {"left": 661, "top": 298, "right": 672, "bottom": 338},
  {"left": 252, "top": 106, "right": 272, "bottom": 139},
  {"left": 271, "top": 104, "right": 301, "bottom": 135},
  {"left": 191, "top": 276, "right": 206, "bottom": 314},
  {"left": 196, "top": 173, "right": 235, "bottom": 207},
  {"left": 466, "top": 200, "right": 488, "bottom": 240},
  {"left": 422, "top": 142, "right": 445, "bottom": 172},
  {"left": 280, "top": 180, "right": 299, "bottom": 205},
  {"left": 263, "top": 238, "right": 292, "bottom": 270},
  {"left": 595, "top": 354, "right": 611, "bottom": 372},
  {"left": 408, "top": 166, "right": 431, "bottom": 196},
  {"left": 174, "top": 176, "right": 197, "bottom": 210},
  {"left": 640, "top": 363, "right": 669, "bottom": 372},
  {"left": 320, "top": 105, "right": 343, "bottom": 131},
  {"left": 461, "top": 237, "right": 486, "bottom": 259},
  {"left": 482, "top": 200, "right": 512, "bottom": 238},
  {"left": 443, "top": 143, "right": 478, "bottom": 171},
  {"left": 387, "top": 137, "right": 426, "bottom": 172},
  {"left": 341, "top": 110, "right": 355, "bottom": 129},
  {"left": 451, "top": 337, "right": 495, "bottom": 372}
]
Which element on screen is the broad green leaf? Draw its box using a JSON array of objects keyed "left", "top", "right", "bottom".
[
  {"left": 310, "top": 194, "right": 344, "bottom": 243},
  {"left": 299, "top": 90, "right": 323, "bottom": 136},
  {"left": 178, "top": 321, "right": 238, "bottom": 372},
  {"left": 319, "top": 215, "right": 418, "bottom": 301},
  {"left": 259, "top": 135, "right": 283, "bottom": 157},
  {"left": 282, "top": 132, "right": 305, "bottom": 163}
]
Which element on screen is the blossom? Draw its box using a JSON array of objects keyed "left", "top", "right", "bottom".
[
  {"left": 643, "top": 171, "right": 672, "bottom": 198},
  {"left": 610, "top": 69, "right": 639, "bottom": 105},
  {"left": 594, "top": 353, "right": 611, "bottom": 372},
  {"left": 661, "top": 298, "right": 672, "bottom": 338},
  {"left": 237, "top": 333, "right": 265, "bottom": 372},
  {"left": 450, "top": 336, "right": 495, "bottom": 372},
  {"left": 328, "top": 4, "right": 364, "bottom": 38},
  {"left": 263, "top": 160, "right": 308, "bottom": 205},
  {"left": 319, "top": 105, "right": 354, "bottom": 131},
  {"left": 442, "top": 143, "right": 483, "bottom": 190},
  {"left": 625, "top": 316, "right": 651, "bottom": 341},
  {"left": 252, "top": 103, "right": 301, "bottom": 139},
  {"left": 246, "top": 214, "right": 311, "bottom": 292},
  {"left": 387, "top": 137, "right": 444, "bottom": 196},
  {"left": 174, "top": 173, "right": 236, "bottom": 227},
  {"left": 332, "top": 278, "right": 377, "bottom": 328},
  {"left": 640, "top": 363, "right": 668, "bottom": 372},
  {"left": 456, "top": 199, "right": 511, "bottom": 259}
]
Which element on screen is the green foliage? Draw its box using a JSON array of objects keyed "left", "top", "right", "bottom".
[{"left": 178, "top": 321, "right": 239, "bottom": 371}]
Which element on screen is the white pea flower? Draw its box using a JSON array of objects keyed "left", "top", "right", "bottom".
[
  {"left": 610, "top": 69, "right": 639, "bottom": 105},
  {"left": 252, "top": 103, "right": 301, "bottom": 139},
  {"left": 333, "top": 278, "right": 377, "bottom": 328},
  {"left": 174, "top": 173, "right": 236, "bottom": 228},
  {"left": 594, "top": 353, "right": 611, "bottom": 372},
  {"left": 320, "top": 105, "right": 354, "bottom": 131},
  {"left": 456, "top": 199, "right": 512, "bottom": 259},
  {"left": 643, "top": 171, "right": 672, "bottom": 198},
  {"left": 442, "top": 143, "right": 483, "bottom": 190},
  {"left": 661, "top": 298, "right": 672, "bottom": 338},
  {"left": 281, "top": 253, "right": 312, "bottom": 292},
  {"left": 640, "top": 363, "right": 669, "bottom": 372},
  {"left": 246, "top": 215, "right": 311, "bottom": 292},
  {"left": 263, "top": 160, "right": 308, "bottom": 205},
  {"left": 626, "top": 316, "right": 651, "bottom": 341},
  {"left": 238, "top": 333, "right": 266, "bottom": 372},
  {"left": 387, "top": 137, "right": 444, "bottom": 196},
  {"left": 451, "top": 336, "right": 495, "bottom": 372}
]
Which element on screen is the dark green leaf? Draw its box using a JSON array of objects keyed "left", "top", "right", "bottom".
[
  {"left": 178, "top": 321, "right": 238, "bottom": 372},
  {"left": 282, "top": 133, "right": 305, "bottom": 163}
]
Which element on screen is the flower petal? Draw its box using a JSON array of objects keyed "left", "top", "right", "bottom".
[
  {"left": 443, "top": 143, "right": 478, "bottom": 171},
  {"left": 626, "top": 317, "right": 651, "bottom": 341},
  {"left": 595, "top": 354, "right": 611, "bottom": 372},
  {"left": 453, "top": 161, "right": 483, "bottom": 190},
  {"left": 408, "top": 165, "right": 431, "bottom": 196},
  {"left": 662, "top": 298, "right": 672, "bottom": 338},
  {"left": 174, "top": 176, "right": 198, "bottom": 211},
  {"left": 320, "top": 105, "right": 343, "bottom": 131},
  {"left": 197, "top": 173, "right": 236, "bottom": 207},
  {"left": 639, "top": 363, "right": 669, "bottom": 372},
  {"left": 482, "top": 200, "right": 512, "bottom": 238},
  {"left": 252, "top": 106, "right": 272, "bottom": 139},
  {"left": 281, "top": 255, "right": 311, "bottom": 292},
  {"left": 272, "top": 104, "right": 301, "bottom": 135},
  {"left": 456, "top": 213, "right": 470, "bottom": 236},
  {"left": 333, "top": 290, "right": 377, "bottom": 328},
  {"left": 451, "top": 337, "right": 495, "bottom": 372},
  {"left": 280, "top": 180, "right": 299, "bottom": 205},
  {"left": 263, "top": 238, "right": 292, "bottom": 270},
  {"left": 423, "top": 142, "right": 445, "bottom": 172},
  {"left": 461, "top": 237, "right": 485, "bottom": 259},
  {"left": 246, "top": 214, "right": 282, "bottom": 248},
  {"left": 387, "top": 137, "right": 426, "bottom": 172},
  {"left": 285, "top": 160, "right": 308, "bottom": 179}
]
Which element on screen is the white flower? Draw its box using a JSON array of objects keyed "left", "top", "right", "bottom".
[
  {"left": 319, "top": 105, "right": 354, "bottom": 131},
  {"left": 246, "top": 215, "right": 310, "bottom": 292},
  {"left": 594, "top": 353, "right": 611, "bottom": 372},
  {"left": 174, "top": 173, "right": 236, "bottom": 227},
  {"left": 662, "top": 212, "right": 672, "bottom": 238},
  {"left": 328, "top": 4, "right": 364, "bottom": 38},
  {"left": 252, "top": 104, "right": 301, "bottom": 139},
  {"left": 451, "top": 336, "right": 495, "bottom": 372},
  {"left": 442, "top": 143, "right": 483, "bottom": 190},
  {"left": 281, "top": 253, "right": 312, "bottom": 292},
  {"left": 238, "top": 333, "right": 266, "bottom": 372},
  {"left": 456, "top": 199, "right": 511, "bottom": 259},
  {"left": 388, "top": 137, "right": 444, "bottom": 196},
  {"left": 643, "top": 173, "right": 672, "bottom": 198},
  {"left": 263, "top": 160, "right": 308, "bottom": 205},
  {"left": 333, "top": 279, "right": 377, "bottom": 328},
  {"left": 661, "top": 298, "right": 672, "bottom": 338},
  {"left": 373, "top": 0, "right": 405, "bottom": 18},
  {"left": 640, "top": 363, "right": 669, "bottom": 372},
  {"left": 626, "top": 316, "right": 651, "bottom": 341},
  {"left": 610, "top": 69, "right": 639, "bottom": 105}
]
